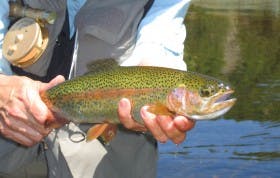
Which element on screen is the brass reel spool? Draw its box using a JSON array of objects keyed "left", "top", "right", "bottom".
[{"left": 2, "top": 17, "right": 48, "bottom": 68}]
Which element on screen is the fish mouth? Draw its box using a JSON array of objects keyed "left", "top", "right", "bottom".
[
  {"left": 214, "top": 89, "right": 236, "bottom": 104},
  {"left": 190, "top": 90, "right": 236, "bottom": 120}
]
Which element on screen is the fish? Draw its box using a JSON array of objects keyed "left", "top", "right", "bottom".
[{"left": 40, "top": 59, "right": 236, "bottom": 142}]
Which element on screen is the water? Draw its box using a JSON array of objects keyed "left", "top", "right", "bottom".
[
  {"left": 157, "top": 1, "right": 280, "bottom": 177},
  {"left": 158, "top": 120, "right": 280, "bottom": 178}
]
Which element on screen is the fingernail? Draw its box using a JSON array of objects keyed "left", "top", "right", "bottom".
[
  {"left": 141, "top": 106, "right": 156, "bottom": 119},
  {"left": 119, "top": 99, "right": 127, "bottom": 108}
]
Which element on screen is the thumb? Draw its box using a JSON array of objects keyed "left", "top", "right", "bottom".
[
  {"left": 40, "top": 75, "right": 65, "bottom": 91},
  {"left": 34, "top": 75, "right": 65, "bottom": 125}
]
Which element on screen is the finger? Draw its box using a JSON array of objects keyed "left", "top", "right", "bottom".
[
  {"left": 1, "top": 110, "right": 47, "bottom": 141},
  {"left": 0, "top": 118, "right": 35, "bottom": 147},
  {"left": 156, "top": 116, "right": 186, "bottom": 144},
  {"left": 118, "top": 98, "right": 147, "bottom": 132},
  {"left": 5, "top": 130, "right": 36, "bottom": 147},
  {"left": 173, "top": 116, "right": 196, "bottom": 132},
  {"left": 3, "top": 116, "right": 46, "bottom": 141},
  {"left": 141, "top": 106, "right": 168, "bottom": 143}
]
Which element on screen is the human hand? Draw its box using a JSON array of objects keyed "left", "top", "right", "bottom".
[
  {"left": 118, "top": 98, "right": 195, "bottom": 144},
  {"left": 0, "top": 75, "right": 65, "bottom": 146}
]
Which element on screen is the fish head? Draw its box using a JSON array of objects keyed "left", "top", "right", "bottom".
[{"left": 167, "top": 81, "right": 236, "bottom": 120}]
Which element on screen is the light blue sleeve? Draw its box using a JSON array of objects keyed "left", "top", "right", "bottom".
[
  {"left": 0, "top": 0, "right": 13, "bottom": 75},
  {"left": 120, "top": 0, "right": 191, "bottom": 71},
  {"left": 67, "top": 0, "right": 86, "bottom": 38}
]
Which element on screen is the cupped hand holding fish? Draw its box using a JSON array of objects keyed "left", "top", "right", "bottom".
[{"left": 118, "top": 98, "right": 195, "bottom": 144}]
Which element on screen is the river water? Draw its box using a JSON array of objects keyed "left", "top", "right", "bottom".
[{"left": 157, "top": 1, "right": 280, "bottom": 178}]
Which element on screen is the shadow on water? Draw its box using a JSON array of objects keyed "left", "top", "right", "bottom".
[{"left": 158, "top": 1, "right": 280, "bottom": 178}]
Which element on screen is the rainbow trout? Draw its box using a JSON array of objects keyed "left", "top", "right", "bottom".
[{"left": 41, "top": 60, "right": 236, "bottom": 142}]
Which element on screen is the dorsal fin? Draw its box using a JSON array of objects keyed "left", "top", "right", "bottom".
[{"left": 86, "top": 59, "right": 120, "bottom": 74}]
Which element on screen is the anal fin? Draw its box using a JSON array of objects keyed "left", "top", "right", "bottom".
[{"left": 86, "top": 123, "right": 117, "bottom": 143}]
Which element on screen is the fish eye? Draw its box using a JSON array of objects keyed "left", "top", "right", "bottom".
[
  {"left": 199, "top": 89, "right": 210, "bottom": 97},
  {"left": 199, "top": 85, "right": 217, "bottom": 97}
]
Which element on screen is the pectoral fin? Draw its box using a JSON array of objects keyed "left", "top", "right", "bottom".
[
  {"left": 44, "top": 111, "right": 69, "bottom": 129},
  {"left": 86, "top": 123, "right": 118, "bottom": 143},
  {"left": 147, "top": 103, "right": 175, "bottom": 117}
]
